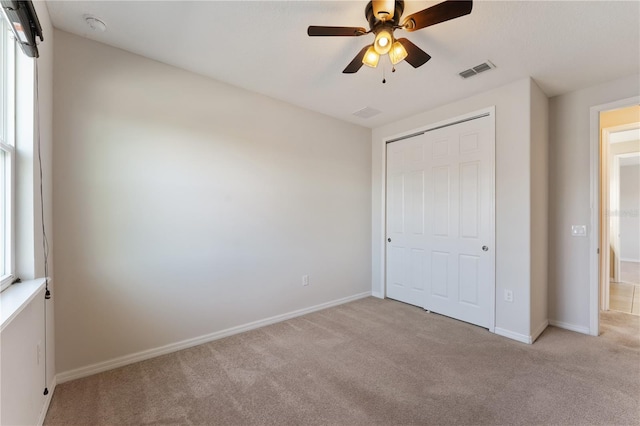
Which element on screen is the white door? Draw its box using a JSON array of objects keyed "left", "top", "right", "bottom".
[
  {"left": 386, "top": 137, "right": 428, "bottom": 306},
  {"left": 386, "top": 113, "right": 495, "bottom": 329}
]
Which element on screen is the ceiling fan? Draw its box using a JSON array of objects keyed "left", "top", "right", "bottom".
[{"left": 308, "top": 0, "right": 472, "bottom": 74}]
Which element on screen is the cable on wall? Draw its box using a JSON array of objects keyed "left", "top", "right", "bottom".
[{"left": 35, "top": 57, "right": 51, "bottom": 396}]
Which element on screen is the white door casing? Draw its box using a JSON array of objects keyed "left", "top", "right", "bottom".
[
  {"left": 385, "top": 110, "right": 495, "bottom": 329},
  {"left": 600, "top": 123, "right": 640, "bottom": 310}
]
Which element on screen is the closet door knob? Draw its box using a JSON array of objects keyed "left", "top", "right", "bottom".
[{"left": 482, "top": 246, "right": 488, "bottom": 252}]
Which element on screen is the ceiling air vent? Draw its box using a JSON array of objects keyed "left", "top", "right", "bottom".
[
  {"left": 459, "top": 69, "right": 477, "bottom": 79},
  {"left": 459, "top": 61, "right": 496, "bottom": 79},
  {"left": 352, "top": 107, "right": 381, "bottom": 119}
]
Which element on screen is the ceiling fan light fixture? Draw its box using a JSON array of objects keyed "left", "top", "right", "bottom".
[
  {"left": 362, "top": 45, "right": 380, "bottom": 68},
  {"left": 372, "top": 0, "right": 395, "bottom": 21},
  {"left": 389, "top": 40, "right": 408, "bottom": 65},
  {"left": 374, "top": 29, "right": 392, "bottom": 55},
  {"left": 309, "top": 0, "right": 473, "bottom": 75}
]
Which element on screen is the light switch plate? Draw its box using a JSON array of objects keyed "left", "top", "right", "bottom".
[{"left": 571, "top": 225, "right": 587, "bottom": 237}]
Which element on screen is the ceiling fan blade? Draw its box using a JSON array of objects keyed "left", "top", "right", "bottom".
[
  {"left": 343, "top": 46, "right": 370, "bottom": 74},
  {"left": 308, "top": 26, "right": 367, "bottom": 37},
  {"left": 396, "top": 38, "right": 431, "bottom": 68},
  {"left": 402, "top": 0, "right": 473, "bottom": 32}
]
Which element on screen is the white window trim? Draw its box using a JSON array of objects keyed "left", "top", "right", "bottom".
[
  {"left": 0, "top": 142, "right": 15, "bottom": 291},
  {"left": 1, "top": 20, "right": 16, "bottom": 292}
]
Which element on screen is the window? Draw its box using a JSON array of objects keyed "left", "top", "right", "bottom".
[{"left": 0, "top": 18, "right": 16, "bottom": 292}]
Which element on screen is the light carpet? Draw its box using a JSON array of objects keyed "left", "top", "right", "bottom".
[{"left": 45, "top": 297, "right": 640, "bottom": 425}]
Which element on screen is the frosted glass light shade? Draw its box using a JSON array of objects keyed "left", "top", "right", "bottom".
[
  {"left": 362, "top": 46, "right": 380, "bottom": 68},
  {"left": 374, "top": 30, "right": 392, "bottom": 55},
  {"left": 389, "top": 41, "right": 408, "bottom": 65}
]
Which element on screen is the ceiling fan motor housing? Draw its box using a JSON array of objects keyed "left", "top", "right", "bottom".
[{"left": 366, "top": 0, "right": 405, "bottom": 29}]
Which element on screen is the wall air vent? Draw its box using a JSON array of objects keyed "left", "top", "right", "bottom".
[
  {"left": 352, "top": 107, "right": 381, "bottom": 119},
  {"left": 459, "top": 61, "right": 496, "bottom": 79}
]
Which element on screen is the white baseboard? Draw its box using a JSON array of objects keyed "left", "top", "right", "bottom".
[
  {"left": 620, "top": 258, "right": 640, "bottom": 263},
  {"left": 548, "top": 319, "right": 590, "bottom": 335},
  {"left": 493, "top": 320, "right": 549, "bottom": 345},
  {"left": 37, "top": 376, "right": 57, "bottom": 425},
  {"left": 493, "top": 327, "right": 534, "bottom": 344},
  {"left": 371, "top": 291, "right": 384, "bottom": 299},
  {"left": 57, "top": 292, "right": 371, "bottom": 384},
  {"left": 531, "top": 320, "right": 549, "bottom": 343}
]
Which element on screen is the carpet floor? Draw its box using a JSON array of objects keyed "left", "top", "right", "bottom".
[{"left": 44, "top": 297, "right": 640, "bottom": 425}]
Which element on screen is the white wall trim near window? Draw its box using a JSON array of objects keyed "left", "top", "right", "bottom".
[
  {"left": 0, "top": 277, "right": 45, "bottom": 331},
  {"left": 0, "top": 18, "right": 17, "bottom": 292},
  {"left": 0, "top": 14, "right": 41, "bottom": 291},
  {"left": 0, "top": 141, "right": 15, "bottom": 291}
]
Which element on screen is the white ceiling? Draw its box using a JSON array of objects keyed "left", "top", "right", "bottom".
[{"left": 45, "top": 1, "right": 640, "bottom": 128}]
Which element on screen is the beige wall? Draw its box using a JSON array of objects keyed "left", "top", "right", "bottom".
[
  {"left": 548, "top": 74, "right": 640, "bottom": 331},
  {"left": 372, "top": 78, "right": 545, "bottom": 342},
  {"left": 53, "top": 30, "right": 372, "bottom": 375},
  {"left": 529, "top": 79, "right": 549, "bottom": 337},
  {"left": 607, "top": 139, "right": 640, "bottom": 276},
  {"left": 619, "top": 164, "right": 640, "bottom": 261}
]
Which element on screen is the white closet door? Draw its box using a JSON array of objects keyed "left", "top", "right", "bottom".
[
  {"left": 386, "top": 137, "right": 428, "bottom": 306},
  {"left": 386, "top": 113, "right": 494, "bottom": 329}
]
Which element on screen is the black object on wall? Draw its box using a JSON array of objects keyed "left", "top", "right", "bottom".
[{"left": 0, "top": 0, "right": 43, "bottom": 58}]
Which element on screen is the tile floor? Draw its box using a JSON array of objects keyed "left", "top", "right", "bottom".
[
  {"left": 619, "top": 260, "right": 640, "bottom": 285},
  {"left": 610, "top": 261, "right": 640, "bottom": 316}
]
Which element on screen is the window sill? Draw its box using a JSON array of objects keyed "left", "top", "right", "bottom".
[{"left": 0, "top": 278, "right": 46, "bottom": 332}]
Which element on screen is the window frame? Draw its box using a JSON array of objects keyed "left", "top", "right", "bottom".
[{"left": 1, "top": 19, "right": 16, "bottom": 292}]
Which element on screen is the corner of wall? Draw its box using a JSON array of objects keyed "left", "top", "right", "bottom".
[
  {"left": 529, "top": 79, "right": 549, "bottom": 336},
  {"left": 371, "top": 127, "right": 390, "bottom": 299},
  {"left": 372, "top": 79, "right": 540, "bottom": 341}
]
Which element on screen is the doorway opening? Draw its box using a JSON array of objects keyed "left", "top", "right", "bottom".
[
  {"left": 591, "top": 101, "right": 640, "bottom": 333},
  {"left": 608, "top": 147, "right": 640, "bottom": 314}
]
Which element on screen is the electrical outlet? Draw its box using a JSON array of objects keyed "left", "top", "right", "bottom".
[
  {"left": 302, "top": 275, "right": 309, "bottom": 286},
  {"left": 504, "top": 289, "right": 513, "bottom": 303}
]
